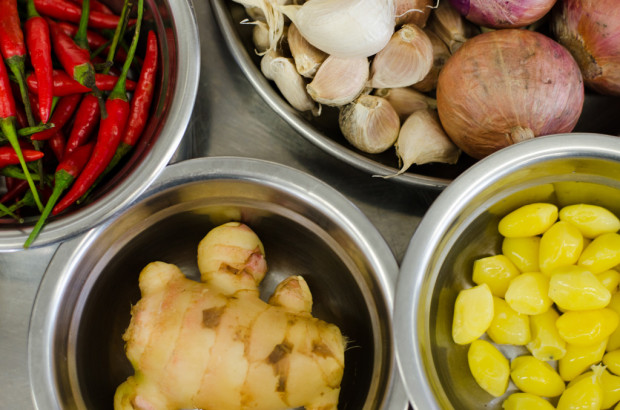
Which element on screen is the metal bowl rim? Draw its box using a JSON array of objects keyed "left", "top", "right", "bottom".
[
  {"left": 28, "top": 156, "right": 408, "bottom": 410},
  {"left": 0, "top": 0, "right": 201, "bottom": 252},
  {"left": 393, "top": 132, "right": 620, "bottom": 410}
]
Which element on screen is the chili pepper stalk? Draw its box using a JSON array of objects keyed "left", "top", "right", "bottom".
[
  {"left": 0, "top": 0, "right": 36, "bottom": 127},
  {"left": 24, "top": 142, "right": 93, "bottom": 248},
  {"left": 103, "top": 0, "right": 133, "bottom": 74},
  {"left": 0, "top": 58, "right": 43, "bottom": 211},
  {"left": 53, "top": 0, "right": 144, "bottom": 215},
  {"left": 0, "top": 200, "right": 20, "bottom": 220}
]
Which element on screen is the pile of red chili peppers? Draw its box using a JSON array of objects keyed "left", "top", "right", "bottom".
[{"left": 0, "top": 0, "right": 158, "bottom": 247}]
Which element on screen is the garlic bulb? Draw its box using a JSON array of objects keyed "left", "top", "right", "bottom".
[
  {"left": 374, "top": 87, "right": 436, "bottom": 121},
  {"left": 394, "top": 0, "right": 434, "bottom": 27},
  {"left": 307, "top": 56, "right": 370, "bottom": 106},
  {"left": 288, "top": 23, "right": 328, "bottom": 78},
  {"left": 411, "top": 29, "right": 451, "bottom": 92},
  {"left": 389, "top": 109, "right": 460, "bottom": 176},
  {"left": 339, "top": 95, "right": 400, "bottom": 154},
  {"left": 261, "top": 52, "right": 317, "bottom": 113},
  {"left": 369, "top": 24, "right": 434, "bottom": 89},
  {"left": 278, "top": 0, "right": 396, "bottom": 58},
  {"left": 426, "top": 0, "right": 470, "bottom": 53}
]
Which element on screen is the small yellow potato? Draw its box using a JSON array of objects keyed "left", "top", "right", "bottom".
[
  {"left": 559, "top": 339, "right": 607, "bottom": 382},
  {"left": 472, "top": 255, "right": 521, "bottom": 298},
  {"left": 548, "top": 266, "right": 611, "bottom": 311},
  {"left": 527, "top": 308, "right": 567, "bottom": 361},
  {"left": 539, "top": 221, "right": 584, "bottom": 274},
  {"left": 603, "top": 350, "right": 620, "bottom": 376},
  {"left": 559, "top": 204, "right": 620, "bottom": 239},
  {"left": 487, "top": 297, "right": 531, "bottom": 346},
  {"left": 579, "top": 233, "right": 620, "bottom": 274},
  {"left": 598, "top": 270, "right": 620, "bottom": 294},
  {"left": 467, "top": 339, "right": 510, "bottom": 397},
  {"left": 557, "top": 365, "right": 604, "bottom": 410},
  {"left": 498, "top": 203, "right": 558, "bottom": 238},
  {"left": 601, "top": 368, "right": 620, "bottom": 409},
  {"left": 505, "top": 272, "right": 552, "bottom": 315},
  {"left": 502, "top": 236, "right": 541, "bottom": 273},
  {"left": 501, "top": 392, "right": 555, "bottom": 410},
  {"left": 452, "top": 284, "right": 494, "bottom": 345},
  {"left": 608, "top": 293, "right": 620, "bottom": 352},
  {"left": 556, "top": 308, "right": 619, "bottom": 346},
  {"left": 510, "top": 355, "right": 565, "bottom": 397}
]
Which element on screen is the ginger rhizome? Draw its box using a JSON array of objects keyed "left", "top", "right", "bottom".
[{"left": 114, "top": 222, "right": 346, "bottom": 410}]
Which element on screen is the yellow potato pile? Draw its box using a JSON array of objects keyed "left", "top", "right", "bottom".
[{"left": 452, "top": 203, "right": 620, "bottom": 409}]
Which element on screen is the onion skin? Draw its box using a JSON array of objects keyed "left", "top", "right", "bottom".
[
  {"left": 449, "top": 0, "right": 557, "bottom": 28},
  {"left": 551, "top": 0, "right": 620, "bottom": 96},
  {"left": 436, "top": 29, "right": 584, "bottom": 160}
]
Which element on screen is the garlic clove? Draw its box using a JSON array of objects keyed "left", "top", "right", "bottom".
[
  {"left": 394, "top": 0, "right": 434, "bottom": 27},
  {"left": 307, "top": 55, "right": 369, "bottom": 106},
  {"left": 411, "top": 29, "right": 451, "bottom": 92},
  {"left": 288, "top": 23, "right": 328, "bottom": 78},
  {"left": 369, "top": 24, "right": 434, "bottom": 89},
  {"left": 278, "top": 0, "right": 396, "bottom": 58},
  {"left": 374, "top": 87, "right": 436, "bottom": 121},
  {"left": 389, "top": 109, "right": 460, "bottom": 177},
  {"left": 338, "top": 94, "right": 401, "bottom": 154},
  {"left": 261, "top": 52, "right": 317, "bottom": 113},
  {"left": 426, "top": 0, "right": 472, "bottom": 53},
  {"left": 232, "top": 0, "right": 286, "bottom": 53},
  {"left": 250, "top": 20, "right": 271, "bottom": 54}
]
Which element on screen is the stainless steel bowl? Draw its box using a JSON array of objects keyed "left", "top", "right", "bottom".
[
  {"left": 0, "top": 0, "right": 200, "bottom": 251},
  {"left": 29, "top": 157, "right": 409, "bottom": 410},
  {"left": 394, "top": 133, "right": 620, "bottom": 409},
  {"left": 211, "top": 0, "right": 620, "bottom": 189}
]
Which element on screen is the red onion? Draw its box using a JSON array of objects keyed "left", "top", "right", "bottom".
[
  {"left": 436, "top": 29, "right": 584, "bottom": 160},
  {"left": 449, "top": 0, "right": 557, "bottom": 28},
  {"left": 551, "top": 0, "right": 620, "bottom": 96}
]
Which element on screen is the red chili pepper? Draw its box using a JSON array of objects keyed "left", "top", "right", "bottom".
[
  {"left": 111, "top": 30, "right": 157, "bottom": 166},
  {"left": 57, "top": 21, "right": 128, "bottom": 61},
  {"left": 53, "top": 0, "right": 144, "bottom": 215},
  {"left": 31, "top": 93, "right": 82, "bottom": 141},
  {"left": 47, "top": 18, "right": 106, "bottom": 116},
  {"left": 64, "top": 93, "right": 99, "bottom": 156},
  {"left": 0, "top": 0, "right": 36, "bottom": 127},
  {"left": 26, "top": 70, "right": 137, "bottom": 96},
  {"left": 0, "top": 178, "right": 27, "bottom": 204},
  {"left": 0, "top": 145, "right": 44, "bottom": 167},
  {"left": 34, "top": 0, "right": 126, "bottom": 29},
  {"left": 49, "top": 130, "right": 66, "bottom": 162},
  {"left": 25, "top": 0, "right": 54, "bottom": 124},
  {"left": 24, "top": 142, "right": 93, "bottom": 247},
  {"left": 70, "top": 0, "right": 113, "bottom": 15},
  {"left": 0, "top": 57, "right": 43, "bottom": 210}
]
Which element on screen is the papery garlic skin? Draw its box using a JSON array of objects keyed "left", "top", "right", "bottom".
[
  {"left": 370, "top": 24, "right": 434, "bottom": 89},
  {"left": 278, "top": 0, "right": 396, "bottom": 58},
  {"left": 551, "top": 0, "right": 620, "bottom": 96},
  {"left": 426, "top": 0, "right": 471, "bottom": 53},
  {"left": 307, "top": 56, "right": 370, "bottom": 106},
  {"left": 411, "top": 29, "right": 451, "bottom": 92},
  {"left": 261, "top": 52, "right": 317, "bottom": 113},
  {"left": 339, "top": 95, "right": 400, "bottom": 154},
  {"left": 390, "top": 109, "right": 460, "bottom": 176},
  {"left": 394, "top": 0, "right": 434, "bottom": 27},
  {"left": 288, "top": 23, "right": 328, "bottom": 78},
  {"left": 436, "top": 29, "right": 584, "bottom": 160},
  {"left": 374, "top": 87, "right": 436, "bottom": 122}
]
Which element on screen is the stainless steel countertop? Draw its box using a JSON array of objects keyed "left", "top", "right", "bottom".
[{"left": 0, "top": 1, "right": 438, "bottom": 408}]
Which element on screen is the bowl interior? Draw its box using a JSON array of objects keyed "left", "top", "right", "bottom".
[
  {"left": 396, "top": 135, "right": 620, "bottom": 409},
  {"left": 31, "top": 161, "right": 397, "bottom": 409},
  {"left": 0, "top": 0, "right": 199, "bottom": 249}
]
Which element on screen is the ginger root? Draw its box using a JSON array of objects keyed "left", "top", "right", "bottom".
[{"left": 114, "top": 222, "right": 346, "bottom": 410}]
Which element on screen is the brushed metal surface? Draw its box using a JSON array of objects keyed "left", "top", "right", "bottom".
[{"left": 0, "top": 0, "right": 434, "bottom": 408}]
